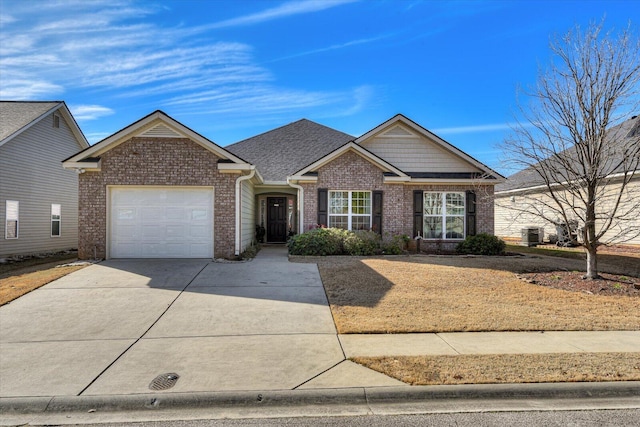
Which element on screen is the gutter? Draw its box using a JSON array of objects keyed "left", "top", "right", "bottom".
[
  {"left": 287, "top": 177, "right": 304, "bottom": 235},
  {"left": 235, "top": 167, "right": 256, "bottom": 256}
]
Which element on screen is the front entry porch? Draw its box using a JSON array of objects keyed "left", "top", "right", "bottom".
[{"left": 256, "top": 191, "right": 297, "bottom": 244}]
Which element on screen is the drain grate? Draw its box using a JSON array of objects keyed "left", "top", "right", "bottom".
[{"left": 149, "top": 373, "right": 180, "bottom": 391}]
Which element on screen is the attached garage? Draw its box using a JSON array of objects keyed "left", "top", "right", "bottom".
[{"left": 109, "top": 187, "right": 214, "bottom": 258}]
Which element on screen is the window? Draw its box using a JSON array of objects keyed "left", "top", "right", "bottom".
[
  {"left": 423, "top": 192, "right": 465, "bottom": 239},
  {"left": 328, "top": 191, "right": 371, "bottom": 230},
  {"left": 51, "top": 204, "right": 61, "bottom": 237},
  {"left": 53, "top": 114, "right": 60, "bottom": 128},
  {"left": 5, "top": 200, "right": 18, "bottom": 239}
]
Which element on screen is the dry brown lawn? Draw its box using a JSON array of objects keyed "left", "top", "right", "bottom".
[
  {"left": 354, "top": 352, "right": 640, "bottom": 385},
  {"left": 304, "top": 254, "right": 640, "bottom": 333},
  {"left": 0, "top": 264, "right": 86, "bottom": 306}
]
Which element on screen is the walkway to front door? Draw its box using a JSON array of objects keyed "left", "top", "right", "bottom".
[{"left": 267, "top": 197, "right": 287, "bottom": 242}]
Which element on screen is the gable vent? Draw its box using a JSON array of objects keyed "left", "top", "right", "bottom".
[
  {"left": 139, "top": 123, "right": 183, "bottom": 138},
  {"left": 383, "top": 125, "right": 413, "bottom": 137}
]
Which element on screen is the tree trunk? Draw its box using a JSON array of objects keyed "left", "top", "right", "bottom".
[{"left": 584, "top": 245, "right": 599, "bottom": 280}]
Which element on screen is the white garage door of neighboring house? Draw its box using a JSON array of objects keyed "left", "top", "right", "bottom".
[{"left": 110, "top": 187, "right": 214, "bottom": 258}]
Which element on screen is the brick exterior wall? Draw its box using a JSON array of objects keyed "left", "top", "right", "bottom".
[
  {"left": 301, "top": 150, "right": 496, "bottom": 252},
  {"left": 301, "top": 151, "right": 404, "bottom": 235},
  {"left": 78, "top": 137, "right": 239, "bottom": 259},
  {"left": 403, "top": 184, "right": 494, "bottom": 252}
]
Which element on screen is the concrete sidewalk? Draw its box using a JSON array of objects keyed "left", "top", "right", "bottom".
[
  {"left": 1, "top": 245, "right": 639, "bottom": 423},
  {"left": 339, "top": 331, "right": 640, "bottom": 357}
]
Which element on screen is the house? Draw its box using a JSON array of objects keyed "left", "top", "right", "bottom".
[
  {"left": 63, "top": 111, "right": 504, "bottom": 259},
  {"left": 0, "top": 101, "right": 89, "bottom": 258},
  {"left": 494, "top": 115, "right": 640, "bottom": 246}
]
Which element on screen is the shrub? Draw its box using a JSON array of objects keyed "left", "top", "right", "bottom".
[
  {"left": 381, "top": 233, "right": 407, "bottom": 255},
  {"left": 456, "top": 233, "right": 506, "bottom": 256},
  {"left": 288, "top": 228, "right": 410, "bottom": 256},
  {"left": 343, "top": 230, "right": 382, "bottom": 255},
  {"left": 287, "top": 227, "right": 345, "bottom": 255}
]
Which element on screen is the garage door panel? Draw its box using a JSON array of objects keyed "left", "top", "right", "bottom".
[{"left": 110, "top": 188, "right": 213, "bottom": 258}]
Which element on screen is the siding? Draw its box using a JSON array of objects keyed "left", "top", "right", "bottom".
[
  {"left": 495, "top": 177, "right": 640, "bottom": 245},
  {"left": 240, "top": 178, "right": 255, "bottom": 252},
  {"left": 0, "top": 112, "right": 82, "bottom": 257},
  {"left": 360, "top": 128, "right": 480, "bottom": 173}
]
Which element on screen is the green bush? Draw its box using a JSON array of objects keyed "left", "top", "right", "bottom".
[
  {"left": 343, "top": 230, "right": 382, "bottom": 255},
  {"left": 381, "top": 233, "right": 407, "bottom": 255},
  {"left": 287, "top": 227, "right": 346, "bottom": 255},
  {"left": 456, "top": 233, "right": 506, "bottom": 256},
  {"left": 288, "top": 228, "right": 411, "bottom": 256}
]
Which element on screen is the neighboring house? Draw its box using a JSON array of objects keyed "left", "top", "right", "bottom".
[
  {"left": 0, "top": 101, "right": 89, "bottom": 258},
  {"left": 63, "top": 111, "right": 504, "bottom": 259},
  {"left": 494, "top": 115, "right": 640, "bottom": 246}
]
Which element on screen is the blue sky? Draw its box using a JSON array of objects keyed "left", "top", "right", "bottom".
[{"left": 0, "top": 0, "right": 636, "bottom": 174}]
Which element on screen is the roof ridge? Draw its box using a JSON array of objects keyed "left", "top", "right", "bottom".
[{"left": 226, "top": 117, "right": 353, "bottom": 148}]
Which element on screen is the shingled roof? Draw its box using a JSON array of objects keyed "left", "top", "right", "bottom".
[
  {"left": 497, "top": 115, "right": 640, "bottom": 192},
  {"left": 225, "top": 119, "right": 354, "bottom": 182},
  {"left": 0, "top": 101, "right": 62, "bottom": 142}
]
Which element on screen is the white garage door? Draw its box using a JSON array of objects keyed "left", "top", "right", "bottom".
[{"left": 110, "top": 187, "right": 214, "bottom": 258}]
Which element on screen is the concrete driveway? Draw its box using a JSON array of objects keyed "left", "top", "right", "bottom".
[{"left": 0, "top": 246, "right": 400, "bottom": 398}]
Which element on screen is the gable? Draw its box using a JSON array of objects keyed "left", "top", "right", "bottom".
[
  {"left": 64, "top": 111, "right": 253, "bottom": 174},
  {"left": 289, "top": 142, "right": 408, "bottom": 182},
  {"left": 0, "top": 101, "right": 88, "bottom": 150},
  {"left": 359, "top": 124, "right": 481, "bottom": 174}
]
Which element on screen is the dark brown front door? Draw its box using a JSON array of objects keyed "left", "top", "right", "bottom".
[{"left": 267, "top": 197, "right": 287, "bottom": 243}]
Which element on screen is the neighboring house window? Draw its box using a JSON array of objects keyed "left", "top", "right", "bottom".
[
  {"left": 5, "top": 200, "right": 19, "bottom": 239},
  {"left": 328, "top": 191, "right": 371, "bottom": 230},
  {"left": 423, "top": 192, "right": 465, "bottom": 239},
  {"left": 51, "top": 204, "right": 61, "bottom": 237}
]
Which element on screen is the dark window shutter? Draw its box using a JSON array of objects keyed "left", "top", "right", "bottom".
[
  {"left": 317, "top": 188, "right": 328, "bottom": 227},
  {"left": 413, "top": 190, "right": 423, "bottom": 238},
  {"left": 466, "top": 190, "right": 476, "bottom": 237},
  {"left": 372, "top": 190, "right": 383, "bottom": 234}
]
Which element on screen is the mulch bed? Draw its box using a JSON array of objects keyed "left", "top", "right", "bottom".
[{"left": 518, "top": 271, "right": 640, "bottom": 297}]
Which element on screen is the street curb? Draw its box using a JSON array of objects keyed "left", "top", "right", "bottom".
[{"left": 1, "top": 382, "right": 639, "bottom": 415}]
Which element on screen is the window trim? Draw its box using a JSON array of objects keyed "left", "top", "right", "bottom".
[
  {"left": 51, "top": 204, "right": 61, "bottom": 237},
  {"left": 423, "top": 191, "right": 466, "bottom": 240},
  {"left": 328, "top": 190, "right": 372, "bottom": 231},
  {"left": 5, "top": 200, "right": 19, "bottom": 239}
]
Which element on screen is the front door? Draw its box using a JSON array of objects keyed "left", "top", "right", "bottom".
[{"left": 267, "top": 197, "right": 287, "bottom": 243}]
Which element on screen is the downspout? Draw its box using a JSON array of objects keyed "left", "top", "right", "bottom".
[
  {"left": 286, "top": 177, "right": 304, "bottom": 235},
  {"left": 235, "top": 167, "right": 256, "bottom": 256}
]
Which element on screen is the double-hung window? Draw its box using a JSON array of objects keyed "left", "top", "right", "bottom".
[
  {"left": 423, "top": 192, "right": 465, "bottom": 239},
  {"left": 5, "top": 200, "right": 19, "bottom": 239},
  {"left": 328, "top": 191, "right": 371, "bottom": 231},
  {"left": 51, "top": 204, "right": 61, "bottom": 237}
]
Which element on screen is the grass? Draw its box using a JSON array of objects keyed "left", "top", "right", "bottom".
[
  {"left": 506, "top": 244, "right": 585, "bottom": 259},
  {"left": 354, "top": 352, "right": 640, "bottom": 385},
  {"left": 313, "top": 255, "right": 639, "bottom": 333},
  {"left": 0, "top": 263, "right": 86, "bottom": 306},
  {"left": 295, "top": 248, "right": 640, "bottom": 385}
]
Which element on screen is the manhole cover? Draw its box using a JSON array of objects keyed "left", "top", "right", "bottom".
[{"left": 149, "top": 373, "right": 180, "bottom": 391}]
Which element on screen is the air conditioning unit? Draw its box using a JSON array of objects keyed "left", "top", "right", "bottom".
[{"left": 521, "top": 227, "right": 540, "bottom": 247}]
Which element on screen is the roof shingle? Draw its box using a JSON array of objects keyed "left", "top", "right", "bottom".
[
  {"left": 225, "top": 119, "right": 354, "bottom": 182},
  {"left": 497, "top": 115, "right": 640, "bottom": 192},
  {"left": 0, "top": 101, "right": 61, "bottom": 142}
]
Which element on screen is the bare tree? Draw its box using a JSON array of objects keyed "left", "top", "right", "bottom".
[{"left": 500, "top": 21, "right": 640, "bottom": 279}]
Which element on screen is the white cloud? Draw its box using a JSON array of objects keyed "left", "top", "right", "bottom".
[
  {"left": 85, "top": 132, "right": 112, "bottom": 144},
  {"left": 201, "top": 0, "right": 357, "bottom": 30},
  {"left": 70, "top": 105, "right": 114, "bottom": 121},
  {"left": 268, "top": 34, "right": 392, "bottom": 63},
  {"left": 0, "top": 0, "right": 369, "bottom": 122},
  {"left": 0, "top": 13, "right": 17, "bottom": 25},
  {"left": 433, "top": 123, "right": 517, "bottom": 134},
  {"left": 0, "top": 79, "right": 63, "bottom": 99}
]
